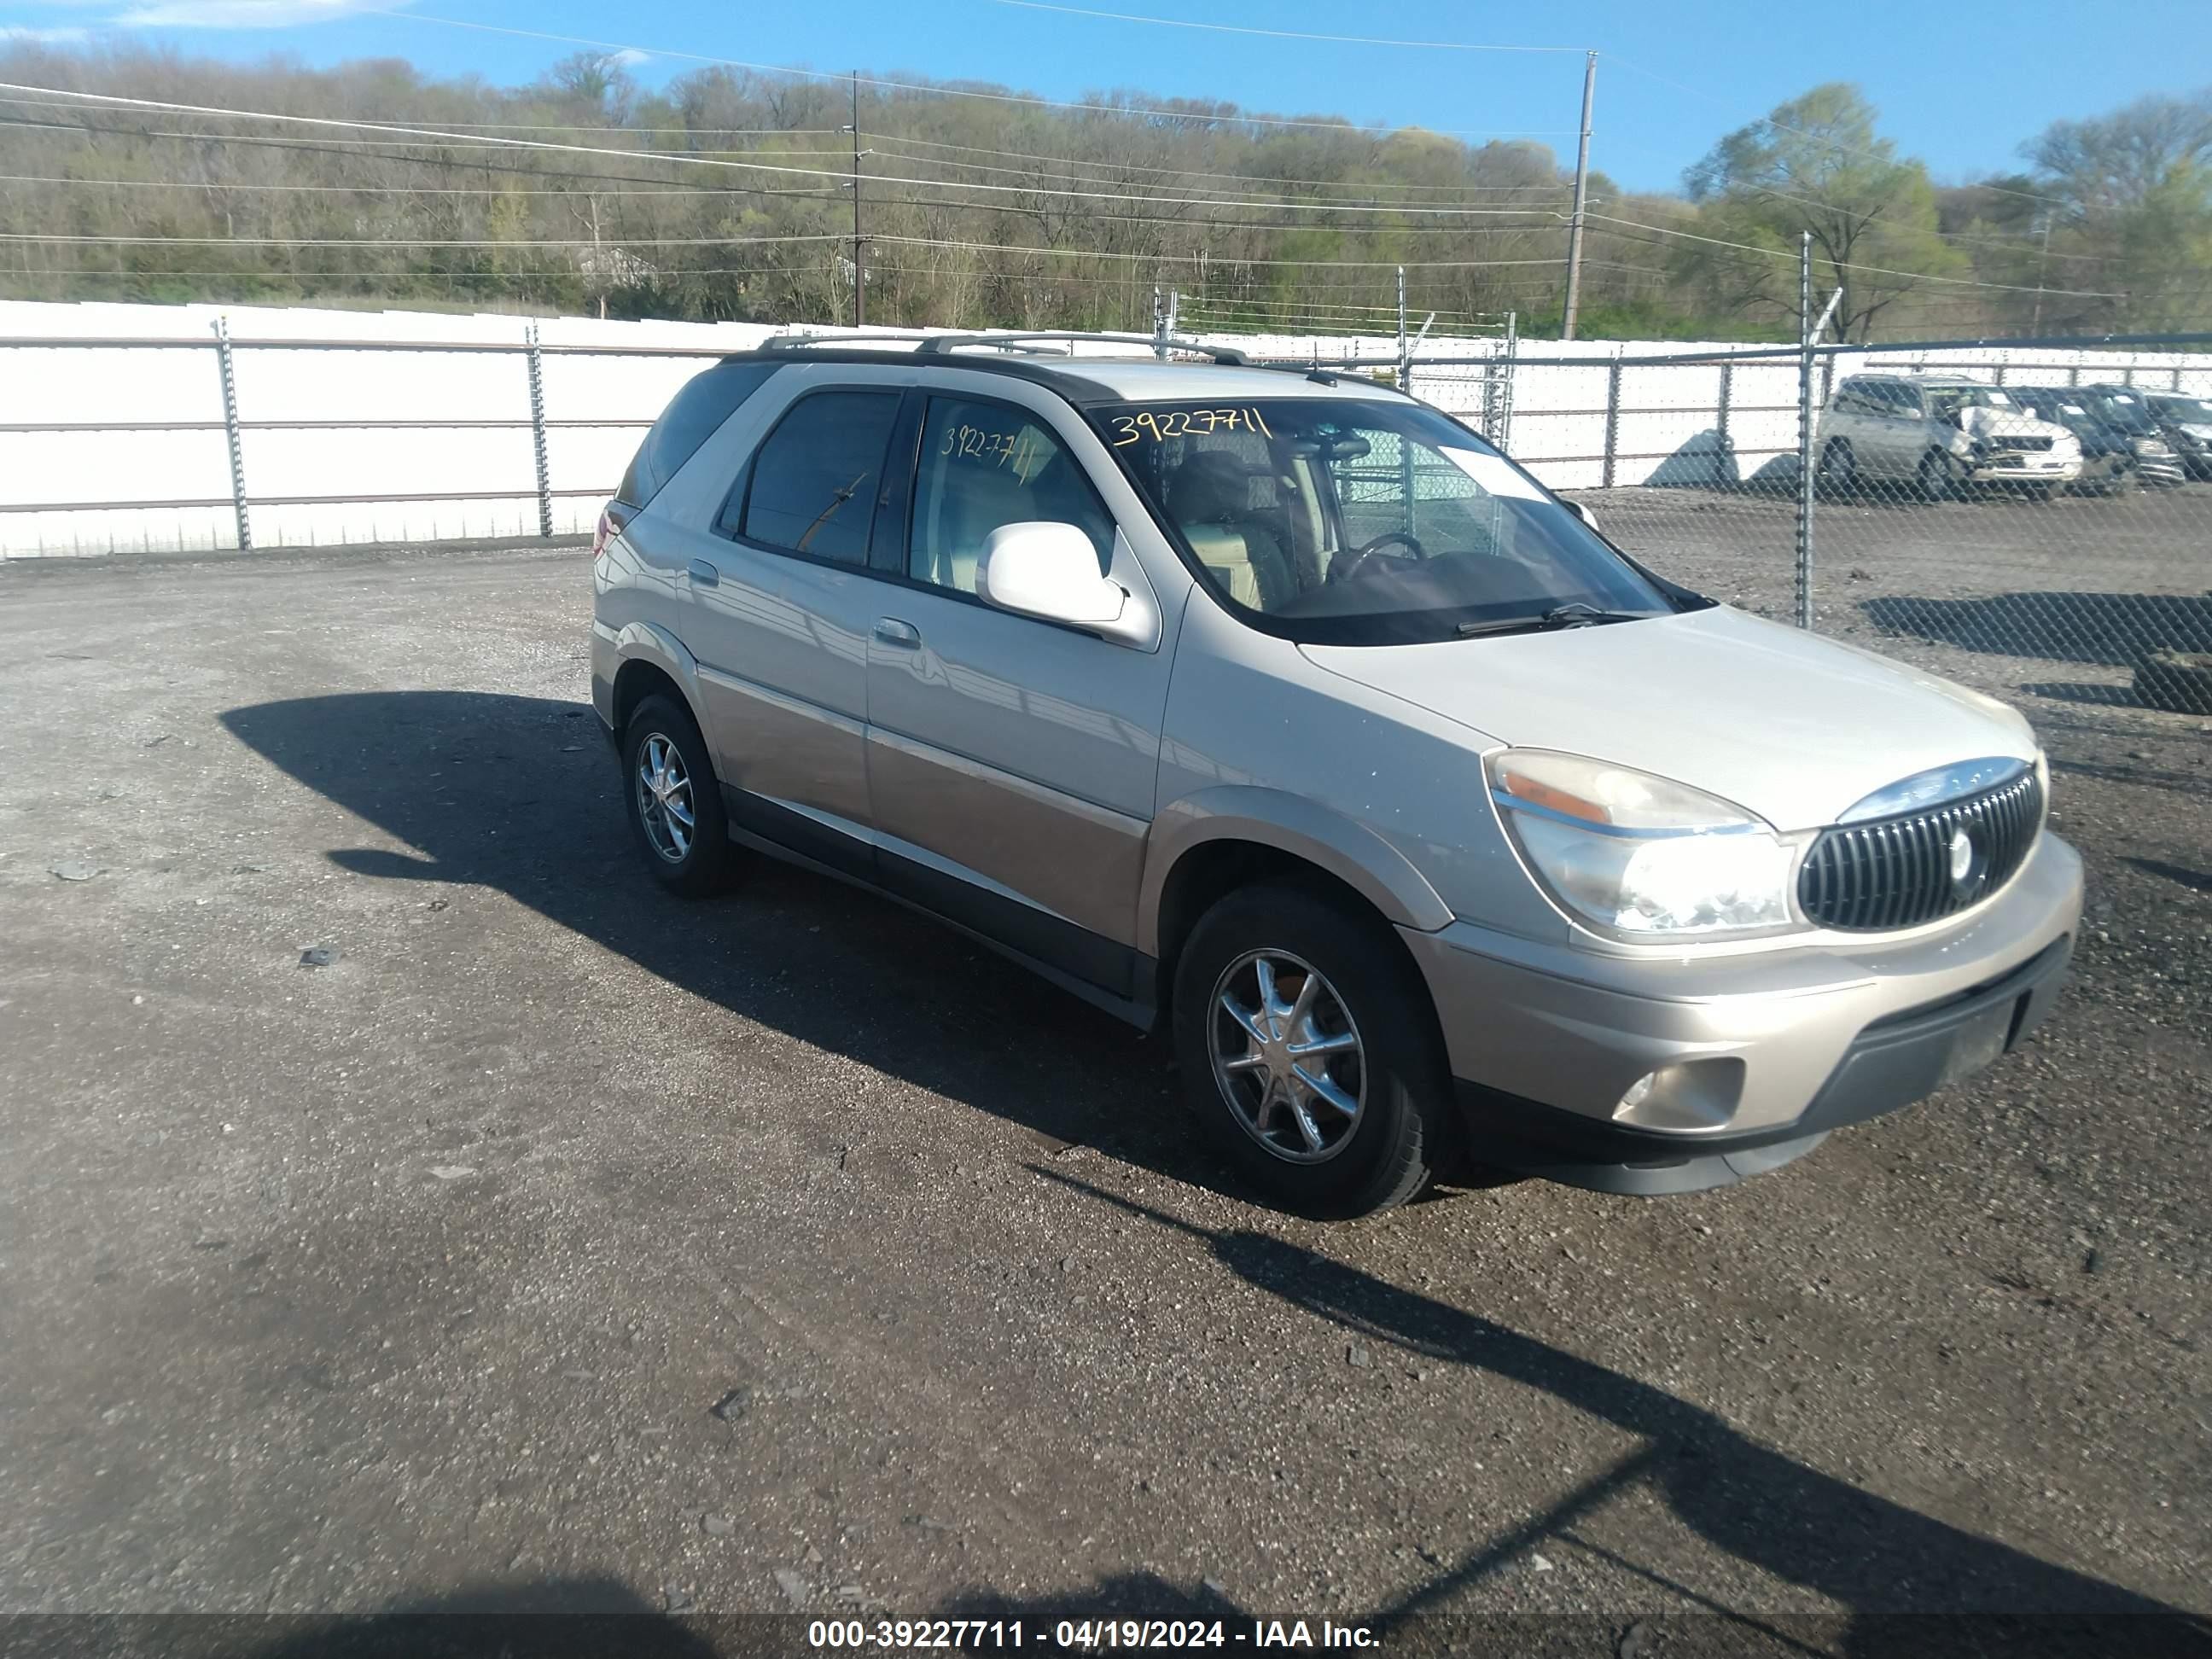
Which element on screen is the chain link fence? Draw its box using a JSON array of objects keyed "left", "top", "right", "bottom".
[
  {"left": 4, "top": 303, "right": 2208, "bottom": 717},
  {"left": 1236, "top": 333, "right": 2212, "bottom": 717}
]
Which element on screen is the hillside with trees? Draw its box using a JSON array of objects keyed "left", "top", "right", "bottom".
[{"left": 0, "top": 44, "right": 2204, "bottom": 341}]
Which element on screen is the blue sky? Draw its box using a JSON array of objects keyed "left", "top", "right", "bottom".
[{"left": 3, "top": 0, "right": 2206, "bottom": 193}]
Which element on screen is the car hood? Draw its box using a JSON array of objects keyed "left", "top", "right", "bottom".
[
  {"left": 1298, "top": 604, "right": 2037, "bottom": 832},
  {"left": 1960, "top": 406, "right": 2074, "bottom": 445}
]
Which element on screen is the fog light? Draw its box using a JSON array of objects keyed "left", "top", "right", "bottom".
[
  {"left": 1613, "top": 1074, "right": 1657, "bottom": 1117},
  {"left": 1607, "top": 1059, "right": 1747, "bottom": 1132}
]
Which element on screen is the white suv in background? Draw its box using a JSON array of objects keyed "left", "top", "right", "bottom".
[{"left": 1817, "top": 374, "right": 2082, "bottom": 501}]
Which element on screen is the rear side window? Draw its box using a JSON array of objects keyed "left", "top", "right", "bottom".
[
  {"left": 619, "top": 360, "right": 779, "bottom": 507},
  {"left": 737, "top": 390, "right": 903, "bottom": 566}
]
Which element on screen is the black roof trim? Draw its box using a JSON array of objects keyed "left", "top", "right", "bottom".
[{"left": 713, "top": 345, "right": 1142, "bottom": 405}]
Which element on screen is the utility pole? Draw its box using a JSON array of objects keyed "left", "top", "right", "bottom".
[
  {"left": 1560, "top": 50, "right": 1597, "bottom": 342},
  {"left": 1795, "top": 231, "right": 1814, "bottom": 630},
  {"left": 1395, "top": 265, "right": 1409, "bottom": 390},
  {"left": 847, "top": 72, "right": 864, "bottom": 329},
  {"left": 2030, "top": 212, "right": 2051, "bottom": 335}
]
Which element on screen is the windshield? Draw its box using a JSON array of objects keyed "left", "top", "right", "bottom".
[
  {"left": 2084, "top": 390, "right": 2157, "bottom": 432},
  {"left": 1092, "top": 397, "right": 1674, "bottom": 645},
  {"left": 2152, "top": 394, "right": 2212, "bottom": 423},
  {"left": 1924, "top": 387, "right": 2010, "bottom": 422},
  {"left": 2012, "top": 393, "right": 2089, "bottom": 430}
]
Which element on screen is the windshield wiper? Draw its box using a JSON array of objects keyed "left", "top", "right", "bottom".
[{"left": 1455, "top": 602, "right": 1654, "bottom": 638}]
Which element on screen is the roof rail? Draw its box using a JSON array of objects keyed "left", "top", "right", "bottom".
[
  {"left": 914, "top": 330, "right": 1251, "bottom": 366},
  {"left": 756, "top": 329, "right": 938, "bottom": 352}
]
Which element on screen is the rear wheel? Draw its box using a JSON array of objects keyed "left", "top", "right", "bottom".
[
  {"left": 1173, "top": 885, "right": 1452, "bottom": 1219},
  {"left": 622, "top": 693, "right": 734, "bottom": 897}
]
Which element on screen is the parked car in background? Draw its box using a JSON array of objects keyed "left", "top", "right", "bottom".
[
  {"left": 2142, "top": 391, "right": 2212, "bottom": 480},
  {"left": 2008, "top": 386, "right": 2184, "bottom": 492},
  {"left": 2068, "top": 385, "right": 2189, "bottom": 486},
  {"left": 592, "top": 332, "right": 2080, "bottom": 1215},
  {"left": 1817, "top": 374, "right": 2082, "bottom": 501}
]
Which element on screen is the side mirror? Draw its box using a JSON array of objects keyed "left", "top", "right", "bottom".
[
  {"left": 1567, "top": 499, "right": 1601, "bottom": 534},
  {"left": 976, "top": 521, "right": 1126, "bottom": 629}
]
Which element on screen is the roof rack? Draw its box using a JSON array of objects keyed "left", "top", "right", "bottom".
[
  {"left": 754, "top": 328, "right": 1252, "bottom": 365},
  {"left": 915, "top": 330, "right": 1251, "bottom": 365},
  {"left": 756, "top": 329, "right": 938, "bottom": 352}
]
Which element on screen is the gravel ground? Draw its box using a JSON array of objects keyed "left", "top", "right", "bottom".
[
  {"left": 0, "top": 544, "right": 2206, "bottom": 1645},
  {"left": 1578, "top": 482, "right": 2212, "bottom": 706}
]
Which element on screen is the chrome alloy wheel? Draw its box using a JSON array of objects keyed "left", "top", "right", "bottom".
[
  {"left": 1208, "top": 949, "right": 1365, "bottom": 1164},
  {"left": 635, "top": 732, "right": 696, "bottom": 863}
]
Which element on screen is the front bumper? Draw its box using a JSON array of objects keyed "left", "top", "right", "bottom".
[
  {"left": 1400, "top": 830, "right": 2082, "bottom": 1195},
  {"left": 1965, "top": 457, "right": 2078, "bottom": 484}
]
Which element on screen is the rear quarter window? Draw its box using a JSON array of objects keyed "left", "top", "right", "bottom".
[{"left": 619, "top": 360, "right": 780, "bottom": 507}]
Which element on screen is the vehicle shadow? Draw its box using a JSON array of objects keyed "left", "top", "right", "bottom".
[
  {"left": 216, "top": 690, "right": 1358, "bottom": 1207},
  {"left": 1026, "top": 1168, "right": 2199, "bottom": 1642},
  {"left": 1860, "top": 591, "right": 2212, "bottom": 667},
  {"left": 48, "top": 1580, "right": 725, "bottom": 1659}
]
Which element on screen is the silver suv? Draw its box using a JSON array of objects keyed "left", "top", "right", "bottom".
[
  {"left": 591, "top": 334, "right": 2080, "bottom": 1216},
  {"left": 1816, "top": 373, "right": 2083, "bottom": 499}
]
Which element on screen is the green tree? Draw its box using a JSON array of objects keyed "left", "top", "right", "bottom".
[
  {"left": 1682, "top": 83, "right": 1965, "bottom": 341},
  {"left": 2023, "top": 91, "right": 2212, "bottom": 329}
]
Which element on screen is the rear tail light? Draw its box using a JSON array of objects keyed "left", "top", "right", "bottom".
[{"left": 593, "top": 502, "right": 633, "bottom": 560}]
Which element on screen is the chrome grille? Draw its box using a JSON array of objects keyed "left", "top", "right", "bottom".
[
  {"left": 1995, "top": 435, "right": 2055, "bottom": 452},
  {"left": 1800, "top": 767, "right": 2044, "bottom": 931}
]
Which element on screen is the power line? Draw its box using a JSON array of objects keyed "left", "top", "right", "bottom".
[
  {"left": 866, "top": 235, "right": 1574, "bottom": 269},
  {"left": 2, "top": 99, "right": 1576, "bottom": 211},
  {"left": 360, "top": 9, "right": 1580, "bottom": 139},
  {"left": 981, "top": 1, "right": 1586, "bottom": 52},
  {"left": 863, "top": 134, "right": 1577, "bottom": 200},
  {"left": 0, "top": 83, "right": 1580, "bottom": 221},
  {"left": 1585, "top": 212, "right": 2126, "bottom": 299},
  {"left": 0, "top": 170, "right": 810, "bottom": 200},
  {"left": 0, "top": 109, "right": 1584, "bottom": 238},
  {"left": 0, "top": 109, "right": 854, "bottom": 204},
  {"left": 0, "top": 230, "right": 858, "bottom": 248}
]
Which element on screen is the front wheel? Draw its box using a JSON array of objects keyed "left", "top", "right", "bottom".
[
  {"left": 1815, "top": 438, "right": 1857, "bottom": 497},
  {"left": 622, "top": 694, "right": 735, "bottom": 897},
  {"left": 1173, "top": 886, "right": 1452, "bottom": 1219},
  {"left": 1918, "top": 448, "right": 1966, "bottom": 502}
]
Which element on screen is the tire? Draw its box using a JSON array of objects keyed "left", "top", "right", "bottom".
[
  {"left": 1918, "top": 448, "right": 1965, "bottom": 502},
  {"left": 1816, "top": 438, "right": 1857, "bottom": 497},
  {"left": 2104, "top": 466, "right": 2138, "bottom": 498},
  {"left": 1172, "top": 885, "right": 1452, "bottom": 1220},
  {"left": 621, "top": 693, "right": 735, "bottom": 897}
]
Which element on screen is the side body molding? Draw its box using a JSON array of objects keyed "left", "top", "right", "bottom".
[{"left": 1138, "top": 784, "right": 1456, "bottom": 957}]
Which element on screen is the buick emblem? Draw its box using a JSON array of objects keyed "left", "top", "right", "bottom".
[{"left": 1947, "top": 828, "right": 1977, "bottom": 888}]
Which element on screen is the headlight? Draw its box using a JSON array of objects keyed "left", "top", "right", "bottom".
[{"left": 1488, "top": 750, "right": 1799, "bottom": 940}]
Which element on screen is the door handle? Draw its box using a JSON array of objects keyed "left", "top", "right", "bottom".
[
  {"left": 873, "top": 617, "right": 922, "bottom": 649},
  {"left": 686, "top": 558, "right": 719, "bottom": 587}
]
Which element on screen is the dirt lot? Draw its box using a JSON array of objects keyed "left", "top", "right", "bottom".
[
  {"left": 1, "top": 544, "right": 2207, "bottom": 1644},
  {"left": 1578, "top": 482, "right": 2212, "bottom": 708}
]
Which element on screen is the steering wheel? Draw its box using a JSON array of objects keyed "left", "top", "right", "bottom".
[{"left": 1330, "top": 530, "right": 1429, "bottom": 584}]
